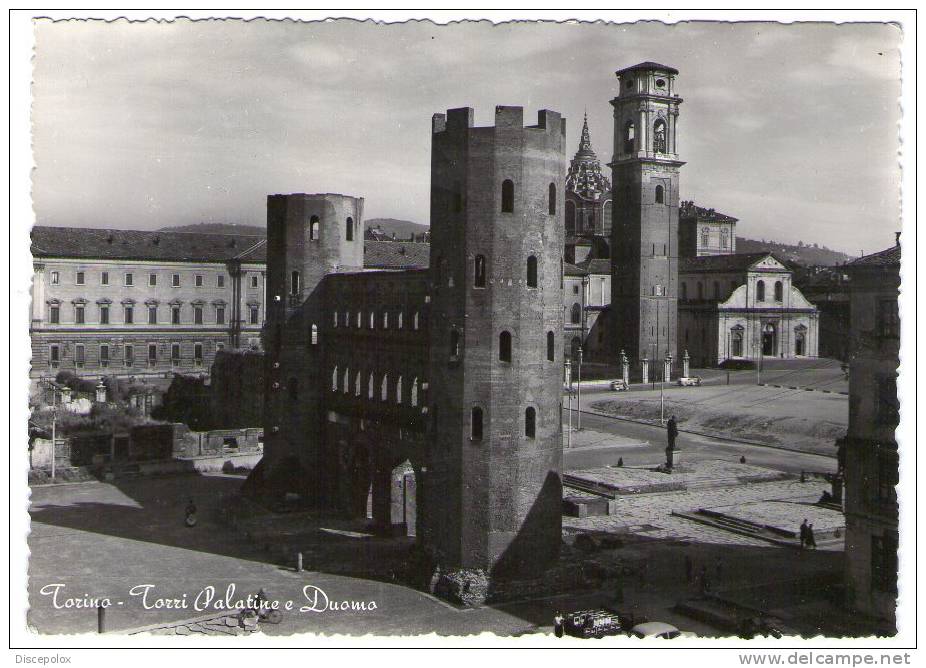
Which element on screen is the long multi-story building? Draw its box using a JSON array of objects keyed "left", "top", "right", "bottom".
[
  {"left": 29, "top": 228, "right": 436, "bottom": 381},
  {"left": 30, "top": 227, "right": 268, "bottom": 379},
  {"left": 842, "top": 239, "right": 900, "bottom": 627}
]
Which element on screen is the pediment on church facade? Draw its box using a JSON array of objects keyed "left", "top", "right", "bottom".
[{"left": 750, "top": 255, "right": 788, "bottom": 272}]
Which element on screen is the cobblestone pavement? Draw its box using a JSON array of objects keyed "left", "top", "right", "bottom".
[
  {"left": 564, "top": 478, "right": 833, "bottom": 548},
  {"left": 708, "top": 500, "right": 845, "bottom": 534}
]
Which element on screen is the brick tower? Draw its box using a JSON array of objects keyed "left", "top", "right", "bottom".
[
  {"left": 424, "top": 106, "right": 566, "bottom": 580},
  {"left": 609, "top": 62, "right": 683, "bottom": 367},
  {"left": 259, "top": 193, "right": 364, "bottom": 501}
]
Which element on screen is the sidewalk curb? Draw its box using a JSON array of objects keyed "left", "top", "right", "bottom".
[{"left": 572, "top": 408, "right": 837, "bottom": 460}]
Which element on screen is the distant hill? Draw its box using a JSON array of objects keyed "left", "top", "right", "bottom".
[
  {"left": 156, "top": 223, "right": 850, "bottom": 267},
  {"left": 365, "top": 218, "right": 428, "bottom": 238},
  {"left": 737, "top": 237, "right": 853, "bottom": 267},
  {"left": 159, "top": 219, "right": 430, "bottom": 240},
  {"left": 159, "top": 222, "right": 265, "bottom": 236}
]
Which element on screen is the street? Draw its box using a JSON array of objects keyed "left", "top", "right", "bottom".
[{"left": 563, "top": 383, "right": 840, "bottom": 475}]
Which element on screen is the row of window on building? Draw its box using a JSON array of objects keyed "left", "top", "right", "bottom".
[
  {"left": 432, "top": 255, "right": 540, "bottom": 290},
  {"left": 307, "top": 215, "right": 357, "bottom": 242},
  {"left": 449, "top": 329, "right": 557, "bottom": 363},
  {"left": 321, "top": 366, "right": 542, "bottom": 441},
  {"left": 622, "top": 118, "right": 669, "bottom": 154},
  {"left": 470, "top": 406, "right": 538, "bottom": 440},
  {"left": 48, "top": 269, "right": 261, "bottom": 289},
  {"left": 680, "top": 279, "right": 785, "bottom": 302},
  {"left": 444, "top": 180, "right": 557, "bottom": 216},
  {"left": 47, "top": 341, "right": 222, "bottom": 369},
  {"left": 330, "top": 308, "right": 423, "bottom": 331},
  {"left": 326, "top": 367, "right": 425, "bottom": 408},
  {"left": 48, "top": 302, "right": 261, "bottom": 326}
]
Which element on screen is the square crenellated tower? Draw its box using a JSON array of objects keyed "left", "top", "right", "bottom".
[{"left": 425, "top": 106, "right": 566, "bottom": 578}]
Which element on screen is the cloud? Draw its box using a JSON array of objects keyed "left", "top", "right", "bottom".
[{"left": 30, "top": 19, "right": 903, "bottom": 253}]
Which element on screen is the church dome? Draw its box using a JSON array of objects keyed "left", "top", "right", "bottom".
[{"left": 565, "top": 113, "right": 611, "bottom": 202}]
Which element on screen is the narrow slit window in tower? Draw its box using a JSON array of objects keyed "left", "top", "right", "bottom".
[
  {"left": 548, "top": 183, "right": 556, "bottom": 215},
  {"left": 346, "top": 217, "right": 354, "bottom": 241},
  {"left": 471, "top": 407, "right": 483, "bottom": 441},
  {"left": 526, "top": 256, "right": 538, "bottom": 288},
  {"left": 501, "top": 179, "right": 514, "bottom": 213},
  {"left": 499, "top": 331, "right": 512, "bottom": 363},
  {"left": 525, "top": 407, "right": 536, "bottom": 439},
  {"left": 474, "top": 255, "right": 486, "bottom": 288}
]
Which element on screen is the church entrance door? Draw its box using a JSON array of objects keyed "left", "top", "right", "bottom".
[{"left": 762, "top": 322, "right": 777, "bottom": 357}]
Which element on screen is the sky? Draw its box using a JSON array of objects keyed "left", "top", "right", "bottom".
[{"left": 31, "top": 19, "right": 903, "bottom": 255}]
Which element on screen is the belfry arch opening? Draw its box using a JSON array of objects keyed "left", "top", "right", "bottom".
[{"left": 623, "top": 120, "right": 635, "bottom": 153}]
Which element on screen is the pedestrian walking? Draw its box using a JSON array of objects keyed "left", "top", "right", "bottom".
[
  {"left": 553, "top": 610, "right": 565, "bottom": 638},
  {"left": 806, "top": 524, "right": 817, "bottom": 550},
  {"left": 799, "top": 519, "right": 809, "bottom": 550},
  {"left": 685, "top": 554, "right": 693, "bottom": 584},
  {"left": 184, "top": 498, "right": 197, "bottom": 528}
]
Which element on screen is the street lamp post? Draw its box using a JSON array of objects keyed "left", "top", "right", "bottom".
[
  {"left": 564, "top": 359, "right": 573, "bottom": 449},
  {"left": 661, "top": 354, "right": 673, "bottom": 425},
  {"left": 576, "top": 346, "right": 583, "bottom": 431},
  {"left": 50, "top": 385, "right": 58, "bottom": 481}
]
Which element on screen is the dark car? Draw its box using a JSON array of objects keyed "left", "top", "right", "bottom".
[{"left": 563, "top": 609, "right": 625, "bottom": 638}]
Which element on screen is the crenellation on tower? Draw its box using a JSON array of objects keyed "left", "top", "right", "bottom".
[{"left": 427, "top": 105, "right": 565, "bottom": 579}]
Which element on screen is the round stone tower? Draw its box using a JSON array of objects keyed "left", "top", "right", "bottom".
[
  {"left": 258, "top": 193, "right": 364, "bottom": 500},
  {"left": 424, "top": 106, "right": 566, "bottom": 582}
]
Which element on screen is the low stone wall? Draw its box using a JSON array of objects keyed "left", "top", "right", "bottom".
[{"left": 183, "top": 452, "right": 263, "bottom": 473}]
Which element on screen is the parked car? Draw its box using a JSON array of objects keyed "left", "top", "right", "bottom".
[
  {"left": 609, "top": 379, "right": 629, "bottom": 391},
  {"left": 563, "top": 609, "right": 625, "bottom": 638},
  {"left": 630, "top": 621, "right": 697, "bottom": 639},
  {"left": 677, "top": 376, "right": 702, "bottom": 387}
]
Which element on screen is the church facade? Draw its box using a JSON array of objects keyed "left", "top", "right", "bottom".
[
  {"left": 678, "top": 252, "right": 820, "bottom": 367},
  {"left": 555, "top": 64, "right": 820, "bottom": 370}
]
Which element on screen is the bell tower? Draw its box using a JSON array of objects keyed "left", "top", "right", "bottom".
[{"left": 609, "top": 62, "right": 684, "bottom": 366}]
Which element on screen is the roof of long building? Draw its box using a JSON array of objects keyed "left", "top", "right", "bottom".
[
  {"left": 579, "top": 258, "right": 611, "bottom": 275},
  {"left": 362, "top": 240, "right": 430, "bottom": 270},
  {"left": 31, "top": 226, "right": 437, "bottom": 270},
  {"left": 679, "top": 252, "right": 789, "bottom": 274},
  {"left": 31, "top": 226, "right": 267, "bottom": 263},
  {"left": 846, "top": 243, "right": 900, "bottom": 268},
  {"left": 679, "top": 201, "right": 739, "bottom": 223}
]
